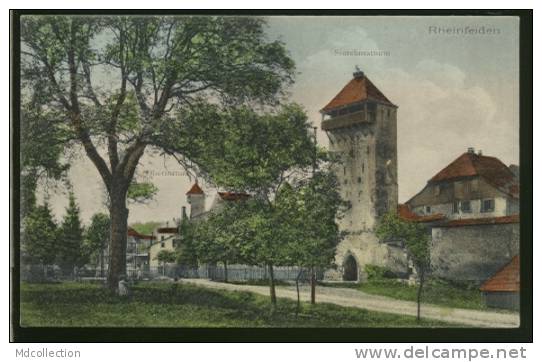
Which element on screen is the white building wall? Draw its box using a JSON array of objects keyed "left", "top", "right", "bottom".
[
  {"left": 413, "top": 197, "right": 509, "bottom": 220},
  {"left": 149, "top": 236, "right": 176, "bottom": 268}
]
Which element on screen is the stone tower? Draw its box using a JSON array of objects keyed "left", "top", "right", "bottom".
[
  {"left": 186, "top": 182, "right": 205, "bottom": 219},
  {"left": 321, "top": 69, "right": 406, "bottom": 281}
]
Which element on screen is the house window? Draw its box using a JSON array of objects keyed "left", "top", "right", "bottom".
[
  {"left": 161, "top": 235, "right": 165, "bottom": 241},
  {"left": 425, "top": 206, "right": 431, "bottom": 214},
  {"left": 481, "top": 199, "right": 495, "bottom": 213},
  {"left": 461, "top": 200, "right": 472, "bottom": 213},
  {"left": 433, "top": 185, "right": 440, "bottom": 196},
  {"left": 357, "top": 177, "right": 362, "bottom": 184},
  {"left": 161, "top": 242, "right": 165, "bottom": 248},
  {"left": 453, "top": 201, "right": 460, "bottom": 214}
]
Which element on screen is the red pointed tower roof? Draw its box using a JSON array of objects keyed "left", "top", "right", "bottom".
[
  {"left": 186, "top": 182, "right": 204, "bottom": 195},
  {"left": 321, "top": 70, "right": 395, "bottom": 113}
]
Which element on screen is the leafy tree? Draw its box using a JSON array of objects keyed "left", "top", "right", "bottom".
[
  {"left": 188, "top": 104, "right": 317, "bottom": 305},
  {"left": 238, "top": 199, "right": 293, "bottom": 306},
  {"left": 22, "top": 202, "right": 59, "bottom": 277},
  {"left": 20, "top": 103, "right": 69, "bottom": 219},
  {"left": 127, "top": 182, "right": 158, "bottom": 204},
  {"left": 58, "top": 192, "right": 86, "bottom": 275},
  {"left": 376, "top": 212, "right": 431, "bottom": 322},
  {"left": 182, "top": 104, "right": 336, "bottom": 306},
  {"left": 208, "top": 105, "right": 315, "bottom": 306},
  {"left": 191, "top": 202, "right": 249, "bottom": 282},
  {"left": 154, "top": 249, "right": 177, "bottom": 276},
  {"left": 280, "top": 170, "right": 346, "bottom": 305},
  {"left": 175, "top": 218, "right": 199, "bottom": 269},
  {"left": 21, "top": 16, "right": 295, "bottom": 290},
  {"left": 84, "top": 213, "right": 111, "bottom": 277}
]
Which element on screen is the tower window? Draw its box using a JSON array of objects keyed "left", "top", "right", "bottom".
[
  {"left": 344, "top": 179, "right": 348, "bottom": 185},
  {"left": 357, "top": 177, "right": 362, "bottom": 183},
  {"left": 366, "top": 146, "right": 370, "bottom": 154},
  {"left": 362, "top": 163, "right": 365, "bottom": 173},
  {"left": 425, "top": 206, "right": 431, "bottom": 214},
  {"left": 387, "top": 109, "right": 391, "bottom": 118}
]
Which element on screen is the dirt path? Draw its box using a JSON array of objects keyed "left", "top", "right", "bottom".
[{"left": 180, "top": 279, "right": 519, "bottom": 328}]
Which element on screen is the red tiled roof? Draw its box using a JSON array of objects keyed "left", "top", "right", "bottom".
[
  {"left": 157, "top": 227, "right": 178, "bottom": 234},
  {"left": 127, "top": 227, "right": 155, "bottom": 240},
  {"left": 480, "top": 256, "right": 519, "bottom": 292},
  {"left": 218, "top": 191, "right": 250, "bottom": 201},
  {"left": 321, "top": 75, "right": 395, "bottom": 113},
  {"left": 186, "top": 182, "right": 204, "bottom": 195},
  {"left": 397, "top": 204, "right": 446, "bottom": 223},
  {"left": 429, "top": 152, "right": 519, "bottom": 198},
  {"left": 441, "top": 214, "right": 519, "bottom": 228}
]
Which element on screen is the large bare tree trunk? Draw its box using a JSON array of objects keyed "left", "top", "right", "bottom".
[{"left": 107, "top": 188, "right": 129, "bottom": 292}]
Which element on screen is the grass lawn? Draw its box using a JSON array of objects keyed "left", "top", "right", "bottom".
[
  {"left": 321, "top": 278, "right": 487, "bottom": 311},
  {"left": 20, "top": 282, "right": 460, "bottom": 327}
]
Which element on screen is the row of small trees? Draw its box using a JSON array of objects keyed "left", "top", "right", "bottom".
[
  {"left": 22, "top": 193, "right": 111, "bottom": 279},
  {"left": 176, "top": 189, "right": 430, "bottom": 320},
  {"left": 175, "top": 169, "right": 347, "bottom": 309}
]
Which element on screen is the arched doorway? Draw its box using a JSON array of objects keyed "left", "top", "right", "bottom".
[{"left": 343, "top": 254, "right": 358, "bottom": 281}]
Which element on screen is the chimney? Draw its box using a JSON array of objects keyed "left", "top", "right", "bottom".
[
  {"left": 467, "top": 147, "right": 475, "bottom": 154},
  {"left": 477, "top": 149, "right": 483, "bottom": 156}
]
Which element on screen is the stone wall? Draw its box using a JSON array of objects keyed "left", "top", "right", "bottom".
[
  {"left": 430, "top": 222, "right": 519, "bottom": 284},
  {"left": 374, "top": 103, "right": 399, "bottom": 218},
  {"left": 324, "top": 231, "right": 408, "bottom": 281},
  {"left": 482, "top": 291, "right": 519, "bottom": 310}
]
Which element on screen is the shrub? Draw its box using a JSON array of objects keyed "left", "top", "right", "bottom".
[{"left": 364, "top": 264, "right": 397, "bottom": 280}]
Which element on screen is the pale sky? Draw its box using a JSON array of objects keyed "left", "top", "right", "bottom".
[{"left": 38, "top": 16, "right": 520, "bottom": 225}]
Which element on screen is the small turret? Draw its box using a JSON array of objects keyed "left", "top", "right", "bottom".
[{"left": 186, "top": 182, "right": 205, "bottom": 219}]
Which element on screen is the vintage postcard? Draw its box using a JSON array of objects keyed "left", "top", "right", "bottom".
[{"left": 11, "top": 11, "right": 531, "bottom": 341}]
